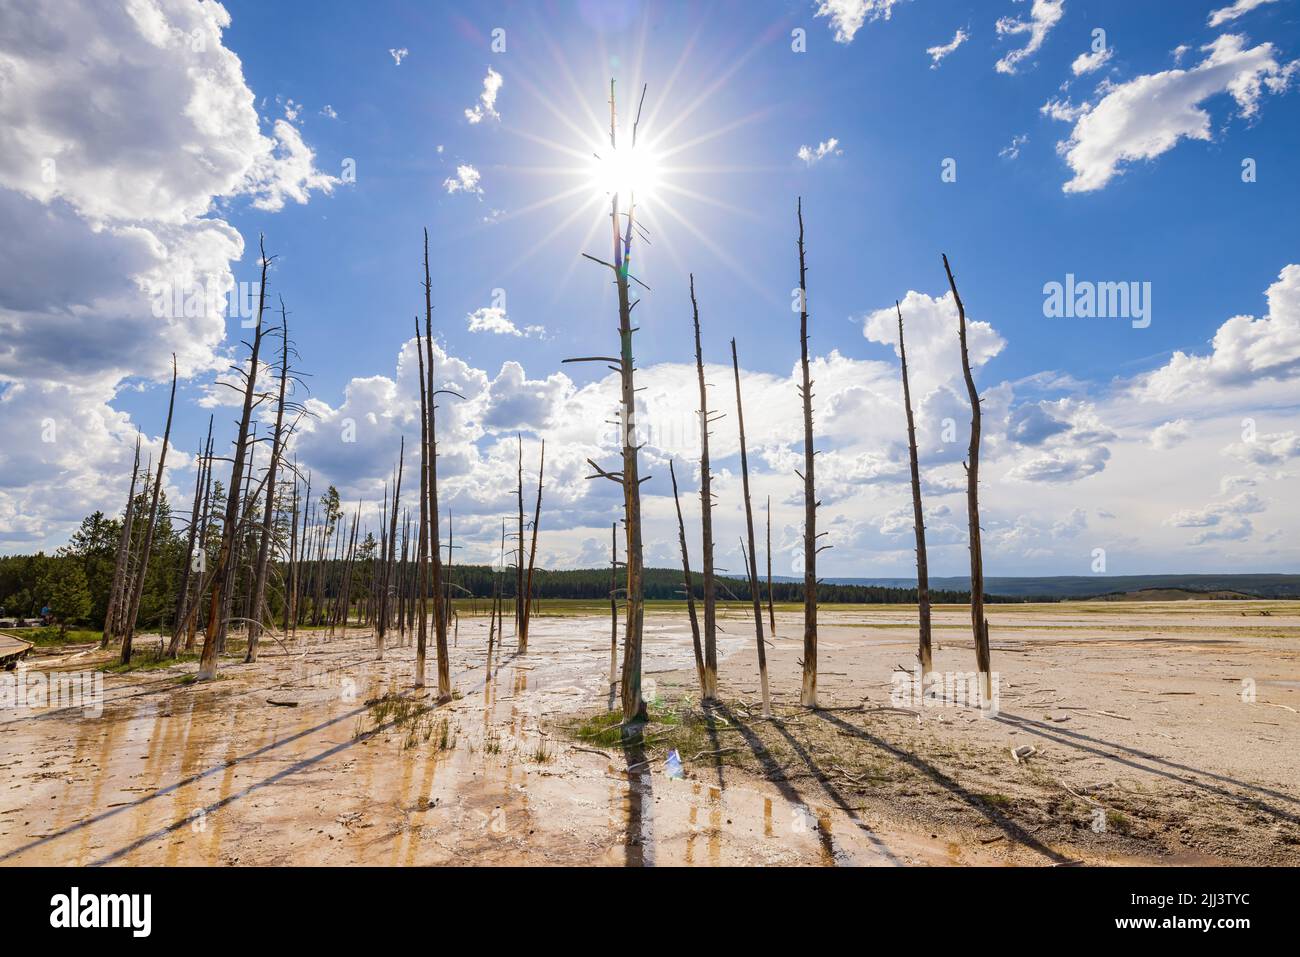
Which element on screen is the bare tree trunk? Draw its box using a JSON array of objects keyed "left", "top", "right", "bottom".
[
  {"left": 171, "top": 420, "right": 209, "bottom": 638},
  {"left": 413, "top": 318, "right": 429, "bottom": 688},
  {"left": 115, "top": 454, "right": 149, "bottom": 640},
  {"left": 690, "top": 274, "right": 719, "bottom": 701},
  {"left": 421, "top": 233, "right": 451, "bottom": 700},
  {"left": 609, "top": 520, "right": 618, "bottom": 685},
  {"left": 169, "top": 419, "right": 212, "bottom": 657},
  {"left": 102, "top": 436, "right": 142, "bottom": 649},
  {"left": 377, "top": 439, "right": 403, "bottom": 657},
  {"left": 494, "top": 518, "right": 507, "bottom": 658},
  {"left": 515, "top": 433, "right": 525, "bottom": 639},
  {"left": 283, "top": 469, "right": 298, "bottom": 636},
  {"left": 291, "top": 471, "right": 310, "bottom": 638},
  {"left": 246, "top": 305, "right": 291, "bottom": 662},
  {"left": 121, "top": 354, "right": 177, "bottom": 665},
  {"left": 116, "top": 454, "right": 151, "bottom": 641},
  {"left": 731, "top": 339, "right": 771, "bottom": 717},
  {"left": 795, "top": 198, "right": 819, "bottom": 709},
  {"left": 669, "top": 460, "right": 705, "bottom": 695},
  {"left": 944, "top": 254, "right": 992, "bottom": 703},
  {"left": 200, "top": 237, "right": 271, "bottom": 681},
  {"left": 184, "top": 444, "right": 216, "bottom": 652},
  {"left": 896, "top": 301, "right": 932, "bottom": 677},
  {"left": 766, "top": 495, "right": 776, "bottom": 634},
  {"left": 520, "top": 440, "right": 545, "bottom": 652},
  {"left": 563, "top": 81, "right": 649, "bottom": 725},
  {"left": 337, "top": 503, "right": 360, "bottom": 642}
]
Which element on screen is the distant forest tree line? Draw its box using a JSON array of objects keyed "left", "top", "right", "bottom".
[{"left": 0, "top": 501, "right": 1011, "bottom": 633}]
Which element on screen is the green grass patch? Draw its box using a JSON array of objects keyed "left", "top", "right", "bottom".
[
  {"left": 102, "top": 649, "right": 199, "bottom": 674},
  {"left": 17, "top": 627, "right": 103, "bottom": 647}
]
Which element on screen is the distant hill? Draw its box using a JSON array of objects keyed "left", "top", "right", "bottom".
[
  {"left": 782, "top": 574, "right": 1300, "bottom": 600},
  {"left": 1084, "top": 587, "right": 1255, "bottom": 602}
]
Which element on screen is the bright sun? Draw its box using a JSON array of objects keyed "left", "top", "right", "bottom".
[{"left": 590, "top": 142, "right": 662, "bottom": 203}]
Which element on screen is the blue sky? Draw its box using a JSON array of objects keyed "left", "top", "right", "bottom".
[{"left": 2, "top": 0, "right": 1299, "bottom": 577}]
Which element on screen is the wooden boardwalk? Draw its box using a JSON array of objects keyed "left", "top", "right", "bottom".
[{"left": 0, "top": 632, "right": 33, "bottom": 669}]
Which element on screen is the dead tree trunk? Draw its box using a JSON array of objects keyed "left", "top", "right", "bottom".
[
  {"left": 121, "top": 354, "right": 177, "bottom": 665},
  {"left": 515, "top": 433, "right": 525, "bottom": 639},
  {"left": 200, "top": 237, "right": 272, "bottom": 681},
  {"left": 169, "top": 418, "right": 212, "bottom": 657},
  {"left": 414, "top": 318, "right": 429, "bottom": 689},
  {"left": 731, "top": 338, "right": 771, "bottom": 717},
  {"left": 102, "top": 435, "right": 142, "bottom": 649},
  {"left": 377, "top": 439, "right": 403, "bottom": 657},
  {"left": 563, "top": 80, "right": 650, "bottom": 726},
  {"left": 291, "top": 470, "right": 310, "bottom": 638},
  {"left": 608, "top": 520, "right": 618, "bottom": 685},
  {"left": 690, "top": 274, "right": 720, "bottom": 701},
  {"left": 766, "top": 495, "right": 776, "bottom": 634},
  {"left": 795, "top": 197, "right": 819, "bottom": 708},
  {"left": 423, "top": 231, "right": 451, "bottom": 702},
  {"left": 246, "top": 304, "right": 292, "bottom": 662},
  {"left": 669, "top": 460, "right": 705, "bottom": 695},
  {"left": 184, "top": 443, "right": 216, "bottom": 652},
  {"left": 520, "top": 440, "right": 545, "bottom": 652},
  {"left": 896, "top": 301, "right": 932, "bottom": 677},
  {"left": 944, "top": 253, "right": 992, "bottom": 703}
]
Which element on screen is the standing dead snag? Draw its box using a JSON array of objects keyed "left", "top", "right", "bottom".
[
  {"left": 200, "top": 237, "right": 272, "bottom": 681},
  {"left": 376, "top": 438, "right": 404, "bottom": 658},
  {"left": 102, "top": 435, "right": 142, "bottom": 649},
  {"left": 121, "top": 353, "right": 177, "bottom": 665},
  {"left": 731, "top": 339, "right": 771, "bottom": 718},
  {"left": 608, "top": 520, "right": 619, "bottom": 685},
  {"left": 944, "top": 253, "right": 993, "bottom": 704},
  {"left": 515, "top": 435, "right": 526, "bottom": 643},
  {"left": 669, "top": 460, "right": 706, "bottom": 695},
  {"left": 422, "top": 232, "right": 453, "bottom": 703},
  {"left": 564, "top": 80, "right": 651, "bottom": 725},
  {"left": 794, "top": 197, "right": 820, "bottom": 709},
  {"left": 897, "top": 301, "right": 932, "bottom": 677},
  {"left": 690, "top": 274, "right": 720, "bottom": 701},
  {"left": 169, "top": 417, "right": 213, "bottom": 658},
  {"left": 520, "top": 440, "right": 545, "bottom": 652},
  {"left": 247, "top": 303, "right": 293, "bottom": 663},
  {"left": 413, "top": 317, "right": 430, "bottom": 689},
  {"left": 766, "top": 495, "right": 776, "bottom": 634}
]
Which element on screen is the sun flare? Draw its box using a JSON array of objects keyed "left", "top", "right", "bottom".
[{"left": 589, "top": 141, "right": 662, "bottom": 203}]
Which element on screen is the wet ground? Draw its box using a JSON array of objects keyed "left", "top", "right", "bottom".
[{"left": 1, "top": 601, "right": 1296, "bottom": 866}]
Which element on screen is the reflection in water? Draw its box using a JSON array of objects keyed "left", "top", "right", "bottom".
[{"left": 622, "top": 731, "right": 654, "bottom": 867}]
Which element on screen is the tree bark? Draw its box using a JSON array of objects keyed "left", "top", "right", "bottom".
[
  {"left": 766, "top": 495, "right": 776, "bottom": 634},
  {"left": 121, "top": 354, "right": 177, "bottom": 664},
  {"left": 795, "top": 198, "right": 819, "bottom": 708},
  {"left": 520, "top": 440, "right": 545, "bottom": 652},
  {"left": 169, "top": 418, "right": 212, "bottom": 657},
  {"left": 944, "top": 253, "right": 992, "bottom": 703},
  {"left": 102, "top": 436, "right": 141, "bottom": 649},
  {"left": 670, "top": 460, "right": 705, "bottom": 696},
  {"left": 413, "top": 318, "right": 429, "bottom": 689},
  {"left": 200, "top": 237, "right": 270, "bottom": 681},
  {"left": 690, "top": 274, "right": 719, "bottom": 701},
  {"left": 246, "top": 306, "right": 291, "bottom": 662},
  {"left": 423, "top": 232, "right": 450, "bottom": 702},
  {"left": 731, "top": 338, "right": 771, "bottom": 717},
  {"left": 897, "top": 301, "right": 933, "bottom": 677},
  {"left": 377, "top": 439, "right": 403, "bottom": 657},
  {"left": 608, "top": 520, "right": 618, "bottom": 685},
  {"left": 515, "top": 433, "right": 525, "bottom": 639}
]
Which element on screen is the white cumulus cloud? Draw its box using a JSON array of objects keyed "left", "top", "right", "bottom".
[
  {"left": 1052, "top": 34, "right": 1298, "bottom": 194},
  {"left": 995, "top": 0, "right": 1065, "bottom": 75},
  {"left": 465, "top": 66, "right": 503, "bottom": 124}
]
